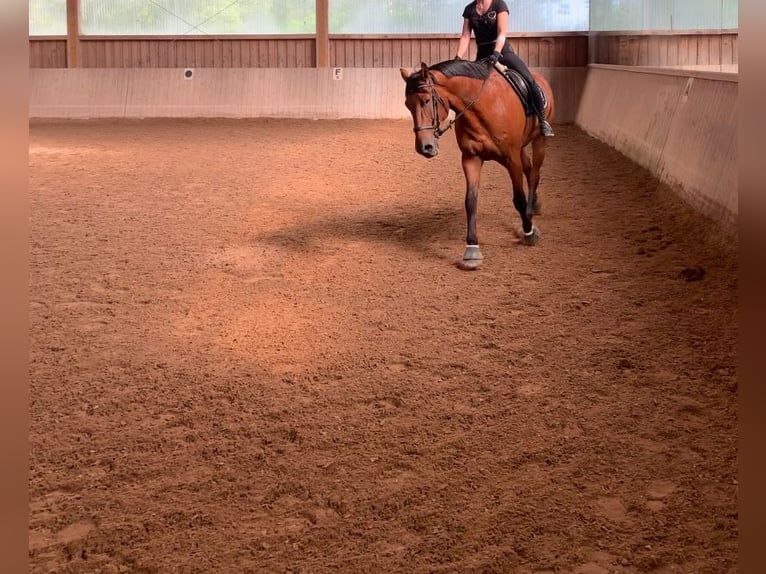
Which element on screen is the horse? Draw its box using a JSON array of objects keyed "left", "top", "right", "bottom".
[{"left": 399, "top": 59, "right": 555, "bottom": 270}]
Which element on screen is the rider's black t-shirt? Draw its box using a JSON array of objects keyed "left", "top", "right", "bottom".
[{"left": 462, "top": 0, "right": 510, "bottom": 50}]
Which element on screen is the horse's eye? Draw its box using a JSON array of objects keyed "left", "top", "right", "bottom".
[{"left": 422, "top": 98, "right": 431, "bottom": 106}]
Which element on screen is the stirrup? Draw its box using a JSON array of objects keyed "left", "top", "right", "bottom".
[{"left": 540, "top": 119, "right": 554, "bottom": 137}]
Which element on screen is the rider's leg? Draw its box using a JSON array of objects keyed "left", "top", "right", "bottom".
[{"left": 500, "top": 47, "right": 554, "bottom": 137}]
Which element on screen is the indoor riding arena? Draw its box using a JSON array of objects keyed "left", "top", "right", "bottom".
[{"left": 29, "top": 2, "right": 738, "bottom": 573}]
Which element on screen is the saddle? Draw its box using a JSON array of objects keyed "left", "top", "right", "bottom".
[{"left": 493, "top": 63, "right": 546, "bottom": 117}]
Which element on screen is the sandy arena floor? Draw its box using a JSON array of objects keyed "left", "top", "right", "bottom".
[{"left": 29, "top": 118, "right": 737, "bottom": 574}]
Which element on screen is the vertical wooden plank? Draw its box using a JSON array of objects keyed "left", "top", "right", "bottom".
[
  {"left": 262, "top": 41, "right": 271, "bottom": 67},
  {"left": 82, "top": 40, "right": 94, "bottom": 68},
  {"left": 443, "top": 38, "right": 451, "bottom": 62},
  {"left": 679, "top": 36, "right": 691, "bottom": 66},
  {"left": 515, "top": 38, "right": 528, "bottom": 63},
  {"left": 302, "top": 39, "right": 311, "bottom": 67},
  {"left": 532, "top": 38, "right": 542, "bottom": 67},
  {"left": 382, "top": 39, "right": 392, "bottom": 67},
  {"left": 373, "top": 39, "right": 383, "bottom": 67},
  {"left": 578, "top": 36, "right": 588, "bottom": 66},
  {"left": 239, "top": 40, "right": 250, "bottom": 67},
  {"left": 143, "top": 40, "right": 152, "bottom": 67},
  {"left": 66, "top": 0, "right": 78, "bottom": 68},
  {"left": 732, "top": 35, "right": 737, "bottom": 64},
  {"left": 277, "top": 41, "right": 287, "bottom": 67},
  {"left": 328, "top": 40, "right": 336, "bottom": 67},
  {"left": 697, "top": 35, "right": 709, "bottom": 66},
  {"left": 316, "top": 0, "right": 329, "bottom": 67},
  {"left": 221, "top": 39, "right": 231, "bottom": 67},
  {"left": 336, "top": 39, "right": 344, "bottom": 67},
  {"left": 646, "top": 36, "right": 658, "bottom": 67},
  {"left": 242, "top": 40, "right": 252, "bottom": 68},
  {"left": 353, "top": 39, "right": 362, "bottom": 67},
  {"left": 247, "top": 40, "right": 256, "bottom": 67},
  {"left": 286, "top": 39, "right": 296, "bottom": 68},
  {"left": 233, "top": 39, "right": 241, "bottom": 67},
  {"left": 104, "top": 39, "right": 115, "bottom": 67},
  {"left": 708, "top": 35, "right": 721, "bottom": 66},
  {"left": 119, "top": 41, "right": 129, "bottom": 68},
  {"left": 184, "top": 41, "right": 193, "bottom": 67},
  {"left": 194, "top": 41, "right": 202, "bottom": 67},
  {"left": 721, "top": 35, "right": 732, "bottom": 65},
  {"left": 167, "top": 41, "right": 177, "bottom": 68},
  {"left": 29, "top": 42, "right": 37, "bottom": 68},
  {"left": 366, "top": 40, "right": 374, "bottom": 67},
  {"left": 638, "top": 37, "right": 648, "bottom": 66},
  {"left": 152, "top": 40, "right": 160, "bottom": 67},
  {"left": 658, "top": 36, "right": 668, "bottom": 67},
  {"left": 539, "top": 38, "right": 550, "bottom": 67},
  {"left": 156, "top": 40, "right": 166, "bottom": 67},
  {"left": 572, "top": 36, "right": 581, "bottom": 66},
  {"left": 554, "top": 37, "right": 565, "bottom": 66}
]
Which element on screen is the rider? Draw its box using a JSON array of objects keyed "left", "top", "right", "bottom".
[{"left": 455, "top": 0, "right": 554, "bottom": 137}]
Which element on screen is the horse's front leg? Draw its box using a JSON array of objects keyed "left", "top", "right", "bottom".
[{"left": 459, "top": 154, "right": 484, "bottom": 270}]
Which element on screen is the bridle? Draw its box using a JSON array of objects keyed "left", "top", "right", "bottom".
[{"left": 411, "top": 69, "right": 492, "bottom": 139}]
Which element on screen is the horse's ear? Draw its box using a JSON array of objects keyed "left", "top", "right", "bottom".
[
  {"left": 399, "top": 67, "right": 411, "bottom": 81},
  {"left": 419, "top": 62, "right": 429, "bottom": 76}
]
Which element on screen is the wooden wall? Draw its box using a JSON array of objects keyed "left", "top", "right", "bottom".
[
  {"left": 590, "top": 32, "right": 738, "bottom": 68},
  {"left": 29, "top": 35, "right": 588, "bottom": 69},
  {"left": 30, "top": 33, "right": 738, "bottom": 70},
  {"left": 29, "top": 39, "right": 67, "bottom": 68}
]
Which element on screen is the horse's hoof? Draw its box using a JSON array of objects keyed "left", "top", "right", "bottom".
[
  {"left": 457, "top": 259, "right": 482, "bottom": 271},
  {"left": 458, "top": 245, "right": 483, "bottom": 270},
  {"left": 522, "top": 226, "right": 541, "bottom": 246}
]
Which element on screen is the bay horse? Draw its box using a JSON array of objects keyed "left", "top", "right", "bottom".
[{"left": 400, "top": 59, "right": 555, "bottom": 270}]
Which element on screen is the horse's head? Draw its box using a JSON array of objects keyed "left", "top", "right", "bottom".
[{"left": 400, "top": 63, "right": 449, "bottom": 159}]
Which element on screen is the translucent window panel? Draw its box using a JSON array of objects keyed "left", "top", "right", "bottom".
[
  {"left": 671, "top": 0, "right": 724, "bottom": 30},
  {"left": 589, "top": 0, "right": 642, "bottom": 31},
  {"left": 29, "top": 0, "right": 67, "bottom": 35},
  {"left": 591, "top": 0, "right": 738, "bottom": 31},
  {"left": 329, "top": 0, "right": 589, "bottom": 34},
  {"left": 80, "top": 0, "right": 315, "bottom": 35},
  {"left": 722, "top": 0, "right": 737, "bottom": 29}
]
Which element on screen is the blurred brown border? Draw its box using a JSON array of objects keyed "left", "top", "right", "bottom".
[{"left": 0, "top": 1, "right": 30, "bottom": 572}]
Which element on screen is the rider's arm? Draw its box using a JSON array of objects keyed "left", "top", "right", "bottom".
[
  {"left": 456, "top": 18, "right": 472, "bottom": 59},
  {"left": 493, "top": 10, "right": 509, "bottom": 53}
]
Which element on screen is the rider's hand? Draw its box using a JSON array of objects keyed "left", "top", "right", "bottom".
[{"left": 488, "top": 51, "right": 501, "bottom": 65}]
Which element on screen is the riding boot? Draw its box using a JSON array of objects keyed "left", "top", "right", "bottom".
[{"left": 532, "top": 84, "right": 554, "bottom": 137}]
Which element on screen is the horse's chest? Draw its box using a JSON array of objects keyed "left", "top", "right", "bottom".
[{"left": 457, "top": 130, "right": 502, "bottom": 158}]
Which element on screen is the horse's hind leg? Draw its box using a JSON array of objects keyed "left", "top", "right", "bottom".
[
  {"left": 526, "top": 137, "right": 547, "bottom": 216},
  {"left": 508, "top": 151, "right": 540, "bottom": 246},
  {"left": 521, "top": 147, "right": 539, "bottom": 215}
]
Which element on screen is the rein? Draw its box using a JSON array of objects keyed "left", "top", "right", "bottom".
[{"left": 413, "top": 70, "right": 491, "bottom": 139}]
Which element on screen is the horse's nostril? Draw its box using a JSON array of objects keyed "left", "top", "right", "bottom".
[{"left": 423, "top": 145, "right": 433, "bottom": 153}]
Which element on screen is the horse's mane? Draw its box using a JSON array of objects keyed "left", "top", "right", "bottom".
[
  {"left": 405, "top": 59, "right": 491, "bottom": 93},
  {"left": 431, "top": 60, "right": 492, "bottom": 81}
]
